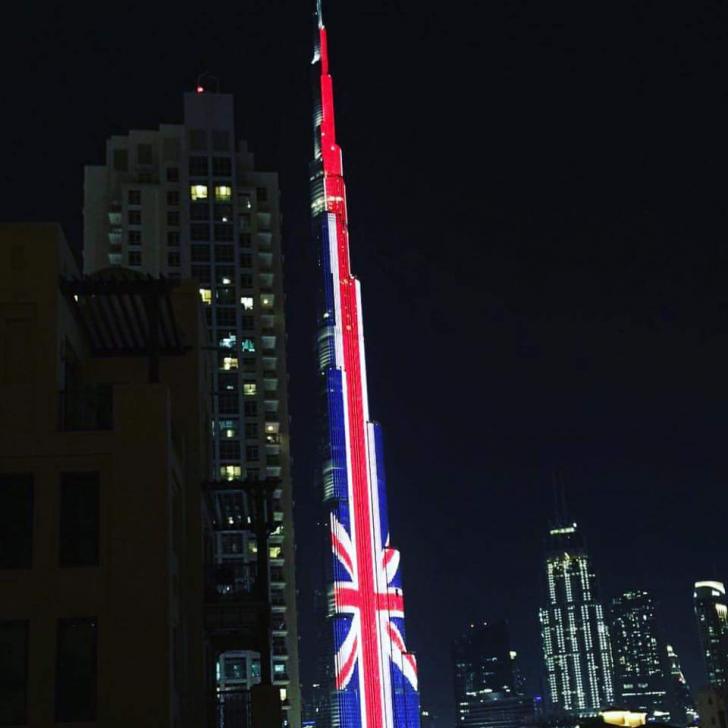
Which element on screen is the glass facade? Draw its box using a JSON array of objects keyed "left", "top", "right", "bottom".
[{"left": 694, "top": 580, "right": 728, "bottom": 689}]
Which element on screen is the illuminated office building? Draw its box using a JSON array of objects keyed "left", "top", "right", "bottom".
[
  {"left": 608, "top": 591, "right": 668, "bottom": 720},
  {"left": 539, "top": 522, "right": 614, "bottom": 716},
  {"left": 694, "top": 581, "right": 728, "bottom": 689},
  {"left": 664, "top": 644, "right": 697, "bottom": 726},
  {"left": 452, "top": 622, "right": 535, "bottom": 728},
  {"left": 83, "top": 91, "right": 299, "bottom": 725}
]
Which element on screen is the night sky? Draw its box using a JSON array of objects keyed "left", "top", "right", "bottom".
[{"left": 3, "top": 1, "right": 728, "bottom": 725}]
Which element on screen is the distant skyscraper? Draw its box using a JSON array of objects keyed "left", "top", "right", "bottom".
[
  {"left": 539, "top": 522, "right": 614, "bottom": 716},
  {"left": 664, "top": 644, "right": 697, "bottom": 726},
  {"left": 452, "top": 621, "right": 535, "bottom": 728},
  {"left": 83, "top": 90, "right": 300, "bottom": 725},
  {"left": 608, "top": 591, "right": 668, "bottom": 720},
  {"left": 694, "top": 581, "right": 728, "bottom": 689}
]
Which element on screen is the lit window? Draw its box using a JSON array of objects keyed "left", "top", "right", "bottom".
[
  {"left": 190, "top": 185, "right": 208, "bottom": 201},
  {"left": 243, "top": 383, "right": 257, "bottom": 396},
  {"left": 280, "top": 688, "right": 287, "bottom": 701},
  {"left": 241, "top": 339, "right": 256, "bottom": 353},
  {"left": 220, "top": 465, "right": 241, "bottom": 481},
  {"left": 219, "top": 334, "right": 236, "bottom": 349},
  {"left": 240, "top": 296, "right": 254, "bottom": 310},
  {"left": 215, "top": 185, "right": 232, "bottom": 202},
  {"left": 270, "top": 545, "right": 282, "bottom": 559},
  {"left": 222, "top": 356, "right": 238, "bottom": 371},
  {"left": 199, "top": 288, "right": 212, "bottom": 305}
]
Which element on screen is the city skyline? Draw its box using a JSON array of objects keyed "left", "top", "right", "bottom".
[{"left": 1, "top": 2, "right": 727, "bottom": 726}]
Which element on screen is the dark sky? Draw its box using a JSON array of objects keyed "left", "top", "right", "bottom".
[{"left": 3, "top": 1, "right": 728, "bottom": 725}]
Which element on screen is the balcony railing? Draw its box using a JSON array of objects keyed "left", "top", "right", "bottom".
[
  {"left": 59, "top": 386, "right": 113, "bottom": 431},
  {"left": 215, "top": 689, "right": 251, "bottom": 728}
]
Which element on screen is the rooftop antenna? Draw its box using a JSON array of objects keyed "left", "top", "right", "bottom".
[{"left": 316, "top": 0, "right": 324, "bottom": 28}]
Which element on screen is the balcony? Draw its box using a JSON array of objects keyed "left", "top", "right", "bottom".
[{"left": 59, "top": 386, "right": 113, "bottom": 431}]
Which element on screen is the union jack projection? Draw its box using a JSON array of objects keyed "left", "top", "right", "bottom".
[{"left": 310, "top": 4, "right": 421, "bottom": 728}]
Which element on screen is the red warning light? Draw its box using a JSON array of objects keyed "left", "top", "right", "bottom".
[{"left": 196, "top": 85, "right": 204, "bottom": 94}]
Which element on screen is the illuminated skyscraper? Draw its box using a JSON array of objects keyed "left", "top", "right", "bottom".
[
  {"left": 694, "top": 580, "right": 728, "bottom": 689},
  {"left": 83, "top": 91, "right": 300, "bottom": 725},
  {"left": 538, "top": 522, "right": 614, "bottom": 716},
  {"left": 310, "top": 3, "right": 420, "bottom": 728},
  {"left": 452, "top": 622, "right": 535, "bottom": 728},
  {"left": 664, "top": 644, "right": 697, "bottom": 726},
  {"left": 608, "top": 591, "right": 668, "bottom": 720}
]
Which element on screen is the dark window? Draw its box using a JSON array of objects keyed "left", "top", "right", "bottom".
[
  {"left": 215, "top": 204, "right": 233, "bottom": 222},
  {"left": 240, "top": 253, "right": 253, "bottom": 269},
  {"left": 166, "top": 167, "right": 179, "bottom": 182},
  {"left": 167, "top": 211, "right": 180, "bottom": 227},
  {"left": 216, "top": 309, "right": 237, "bottom": 327},
  {"left": 191, "top": 223, "right": 209, "bottom": 241},
  {"left": 240, "top": 274, "right": 253, "bottom": 289},
  {"left": 128, "top": 230, "right": 142, "bottom": 246},
  {"left": 189, "top": 129, "right": 207, "bottom": 151},
  {"left": 241, "top": 316, "right": 254, "bottom": 331},
  {"left": 218, "top": 374, "right": 237, "bottom": 391},
  {"left": 191, "top": 203, "right": 210, "bottom": 221},
  {"left": 212, "top": 157, "right": 232, "bottom": 176},
  {"left": 239, "top": 233, "right": 252, "bottom": 248},
  {"left": 128, "top": 189, "right": 141, "bottom": 205},
  {"left": 216, "top": 266, "right": 235, "bottom": 285},
  {"left": 0, "top": 474, "right": 33, "bottom": 569},
  {"left": 60, "top": 472, "right": 99, "bottom": 567},
  {"left": 189, "top": 156, "right": 208, "bottom": 177},
  {"left": 219, "top": 440, "right": 241, "bottom": 460},
  {"left": 246, "top": 446, "right": 259, "bottom": 461},
  {"left": 212, "top": 131, "right": 230, "bottom": 151},
  {"left": 0, "top": 621, "right": 28, "bottom": 725},
  {"left": 245, "top": 422, "right": 258, "bottom": 439},
  {"left": 214, "top": 224, "right": 233, "bottom": 242},
  {"left": 191, "top": 245, "right": 211, "bottom": 263},
  {"left": 167, "top": 231, "right": 180, "bottom": 247},
  {"left": 217, "top": 288, "right": 236, "bottom": 305},
  {"left": 162, "top": 137, "right": 180, "bottom": 161},
  {"left": 167, "top": 190, "right": 179, "bottom": 206},
  {"left": 215, "top": 245, "right": 234, "bottom": 263},
  {"left": 244, "top": 401, "right": 257, "bottom": 417},
  {"left": 256, "top": 186, "right": 268, "bottom": 202},
  {"left": 239, "top": 214, "right": 251, "bottom": 232},
  {"left": 55, "top": 619, "right": 97, "bottom": 722},
  {"left": 191, "top": 265, "right": 211, "bottom": 284},
  {"left": 112, "top": 149, "right": 128, "bottom": 171},
  {"left": 218, "top": 395, "right": 239, "bottom": 416},
  {"left": 128, "top": 251, "right": 142, "bottom": 266},
  {"left": 168, "top": 252, "right": 180, "bottom": 267},
  {"left": 137, "top": 144, "right": 153, "bottom": 165},
  {"left": 128, "top": 210, "right": 141, "bottom": 225}
]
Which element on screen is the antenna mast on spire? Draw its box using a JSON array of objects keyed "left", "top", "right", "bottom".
[{"left": 316, "top": 0, "right": 324, "bottom": 28}]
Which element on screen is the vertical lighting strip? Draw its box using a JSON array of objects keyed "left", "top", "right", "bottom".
[{"left": 311, "top": 5, "right": 420, "bottom": 728}]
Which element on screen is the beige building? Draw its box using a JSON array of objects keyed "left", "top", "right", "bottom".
[{"left": 0, "top": 223, "right": 212, "bottom": 726}]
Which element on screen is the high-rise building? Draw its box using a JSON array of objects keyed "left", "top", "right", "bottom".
[
  {"left": 608, "top": 591, "right": 669, "bottom": 720},
  {"left": 0, "top": 224, "right": 210, "bottom": 726},
  {"left": 310, "top": 4, "right": 420, "bottom": 728},
  {"left": 694, "top": 581, "right": 728, "bottom": 690},
  {"left": 83, "top": 91, "right": 300, "bottom": 725},
  {"left": 664, "top": 644, "right": 697, "bottom": 726},
  {"left": 539, "top": 522, "right": 614, "bottom": 716},
  {"left": 452, "top": 621, "right": 535, "bottom": 728}
]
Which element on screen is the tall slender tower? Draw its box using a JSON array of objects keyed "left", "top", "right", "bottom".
[
  {"left": 310, "top": 5, "right": 421, "bottom": 728},
  {"left": 694, "top": 580, "right": 728, "bottom": 688}
]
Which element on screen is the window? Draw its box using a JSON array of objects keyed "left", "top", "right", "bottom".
[
  {"left": 212, "top": 157, "right": 232, "bottom": 176},
  {"left": 221, "top": 356, "right": 238, "bottom": 371},
  {"left": 215, "top": 204, "right": 233, "bottom": 222},
  {"left": 191, "top": 265, "right": 210, "bottom": 284},
  {"left": 0, "top": 474, "right": 33, "bottom": 567},
  {"left": 128, "top": 251, "right": 142, "bottom": 266},
  {"left": 166, "top": 166, "right": 179, "bottom": 182},
  {"left": 167, "top": 190, "right": 179, "bottom": 206},
  {"left": 112, "top": 148, "right": 128, "bottom": 171},
  {"left": 0, "top": 621, "right": 28, "bottom": 725},
  {"left": 243, "top": 383, "right": 257, "bottom": 397},
  {"left": 240, "top": 297, "right": 254, "bottom": 311},
  {"left": 128, "top": 230, "right": 141, "bottom": 246},
  {"left": 217, "top": 288, "right": 236, "bottom": 305},
  {"left": 244, "top": 401, "right": 257, "bottom": 417},
  {"left": 191, "top": 224, "right": 209, "bottom": 241},
  {"left": 241, "top": 338, "right": 256, "bottom": 353},
  {"left": 56, "top": 618, "right": 97, "bottom": 722},
  {"left": 128, "top": 210, "right": 141, "bottom": 225},
  {"left": 241, "top": 315, "right": 254, "bottom": 331},
  {"left": 137, "top": 144, "right": 153, "bottom": 165},
  {"left": 128, "top": 189, "right": 141, "bottom": 205},
  {"left": 215, "top": 244, "right": 234, "bottom": 262},
  {"left": 246, "top": 446, "right": 259, "bottom": 462},
  {"left": 245, "top": 422, "right": 258, "bottom": 439},
  {"left": 168, "top": 252, "right": 180, "bottom": 267},
  {"left": 257, "top": 186, "right": 268, "bottom": 202},
  {"left": 239, "top": 214, "right": 251, "bottom": 232},
  {"left": 216, "top": 308, "right": 237, "bottom": 327},
  {"left": 214, "top": 184, "right": 232, "bottom": 202},
  {"left": 216, "top": 267, "right": 235, "bottom": 286},
  {"left": 219, "top": 439, "right": 240, "bottom": 459},
  {"left": 240, "top": 193, "right": 253, "bottom": 210},
  {"left": 214, "top": 224, "right": 233, "bottom": 241},
  {"left": 217, "top": 418, "right": 239, "bottom": 437},
  {"left": 239, "top": 233, "right": 252, "bottom": 248},
  {"left": 191, "top": 245, "right": 211, "bottom": 263},
  {"left": 191, "top": 203, "right": 210, "bottom": 221},
  {"left": 199, "top": 288, "right": 212, "bottom": 305},
  {"left": 189, "top": 129, "right": 207, "bottom": 150},
  {"left": 212, "top": 130, "right": 230, "bottom": 151},
  {"left": 190, "top": 184, "right": 208, "bottom": 201},
  {"left": 240, "top": 253, "right": 253, "bottom": 268},
  {"left": 167, "top": 231, "right": 180, "bottom": 247},
  {"left": 167, "top": 211, "right": 180, "bottom": 227},
  {"left": 220, "top": 465, "right": 241, "bottom": 481},
  {"left": 218, "top": 332, "right": 236, "bottom": 349},
  {"left": 240, "top": 274, "right": 253, "bottom": 290},
  {"left": 60, "top": 472, "right": 99, "bottom": 567},
  {"left": 189, "top": 156, "right": 208, "bottom": 177}
]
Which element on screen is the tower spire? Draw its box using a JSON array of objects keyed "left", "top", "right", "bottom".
[{"left": 316, "top": 0, "right": 324, "bottom": 28}]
